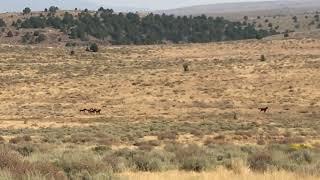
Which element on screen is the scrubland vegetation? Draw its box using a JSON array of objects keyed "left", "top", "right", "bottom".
[{"left": 0, "top": 21, "right": 319, "bottom": 179}]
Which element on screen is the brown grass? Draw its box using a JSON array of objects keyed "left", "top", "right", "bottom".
[
  {"left": 119, "top": 168, "right": 319, "bottom": 180},
  {"left": 0, "top": 38, "right": 319, "bottom": 178}
]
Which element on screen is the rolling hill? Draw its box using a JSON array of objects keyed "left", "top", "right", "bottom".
[{"left": 156, "top": 0, "right": 320, "bottom": 18}]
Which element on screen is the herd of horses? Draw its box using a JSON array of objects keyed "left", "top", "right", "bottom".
[
  {"left": 79, "top": 107, "right": 269, "bottom": 115},
  {"left": 79, "top": 108, "right": 101, "bottom": 114}
]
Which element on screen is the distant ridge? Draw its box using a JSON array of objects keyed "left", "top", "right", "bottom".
[{"left": 155, "top": 0, "right": 320, "bottom": 17}]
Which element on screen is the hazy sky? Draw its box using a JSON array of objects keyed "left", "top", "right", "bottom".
[
  {"left": 90, "top": 0, "right": 271, "bottom": 9},
  {"left": 0, "top": 0, "right": 278, "bottom": 12}
]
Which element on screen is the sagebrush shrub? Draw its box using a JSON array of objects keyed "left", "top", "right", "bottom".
[{"left": 248, "top": 152, "right": 273, "bottom": 172}]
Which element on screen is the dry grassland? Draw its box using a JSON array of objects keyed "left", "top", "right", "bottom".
[{"left": 0, "top": 39, "right": 319, "bottom": 179}]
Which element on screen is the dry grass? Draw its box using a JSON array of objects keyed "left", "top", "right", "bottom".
[
  {"left": 119, "top": 168, "right": 319, "bottom": 180},
  {"left": 0, "top": 38, "right": 319, "bottom": 179}
]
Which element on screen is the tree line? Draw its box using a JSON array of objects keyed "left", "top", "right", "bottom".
[{"left": 14, "top": 7, "right": 278, "bottom": 45}]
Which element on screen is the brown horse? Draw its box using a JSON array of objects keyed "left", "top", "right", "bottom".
[
  {"left": 95, "top": 109, "right": 101, "bottom": 114},
  {"left": 88, "top": 108, "right": 96, "bottom": 114},
  {"left": 258, "top": 107, "right": 269, "bottom": 113},
  {"left": 81, "top": 108, "right": 101, "bottom": 114}
]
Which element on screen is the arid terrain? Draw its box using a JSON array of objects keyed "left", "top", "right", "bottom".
[{"left": 0, "top": 38, "right": 319, "bottom": 179}]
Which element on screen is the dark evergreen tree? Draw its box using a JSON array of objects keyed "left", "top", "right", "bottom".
[
  {"left": 49, "top": 6, "right": 59, "bottom": 14},
  {"left": 23, "top": 7, "right": 31, "bottom": 15},
  {"left": 89, "top": 43, "right": 98, "bottom": 52},
  {"left": 18, "top": 10, "right": 278, "bottom": 45},
  {"left": 0, "top": 19, "right": 6, "bottom": 27}
]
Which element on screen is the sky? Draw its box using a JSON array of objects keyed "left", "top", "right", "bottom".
[
  {"left": 89, "top": 0, "right": 272, "bottom": 10},
  {"left": 0, "top": 0, "right": 278, "bottom": 12}
]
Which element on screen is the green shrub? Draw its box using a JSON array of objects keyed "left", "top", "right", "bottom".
[
  {"left": 65, "top": 42, "right": 77, "bottom": 47},
  {"left": 157, "top": 131, "right": 177, "bottom": 140},
  {"left": 23, "top": 135, "right": 32, "bottom": 142},
  {"left": 92, "top": 145, "right": 111, "bottom": 154},
  {"left": 289, "top": 150, "right": 313, "bottom": 164},
  {"left": 22, "top": 32, "right": 32, "bottom": 43},
  {"left": 54, "top": 151, "right": 106, "bottom": 177},
  {"left": 35, "top": 34, "right": 46, "bottom": 43},
  {"left": 0, "top": 148, "right": 35, "bottom": 178},
  {"left": 23, "top": 7, "right": 31, "bottom": 15},
  {"left": 15, "top": 144, "right": 37, "bottom": 156},
  {"left": 89, "top": 43, "right": 99, "bottom": 52},
  {"left": 248, "top": 152, "right": 273, "bottom": 172},
  {"left": 0, "top": 19, "right": 6, "bottom": 27},
  {"left": 132, "top": 153, "right": 165, "bottom": 172},
  {"left": 180, "top": 156, "right": 208, "bottom": 172},
  {"left": 103, "top": 155, "right": 127, "bottom": 173}
]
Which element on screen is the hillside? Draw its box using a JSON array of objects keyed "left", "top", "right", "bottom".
[
  {"left": 157, "top": 0, "right": 320, "bottom": 17},
  {"left": 156, "top": 0, "right": 320, "bottom": 35},
  {"left": 0, "top": 8, "right": 277, "bottom": 46}
]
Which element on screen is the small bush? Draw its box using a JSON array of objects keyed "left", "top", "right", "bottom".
[
  {"left": 180, "top": 156, "right": 208, "bottom": 172},
  {"left": 54, "top": 151, "right": 106, "bottom": 177},
  {"left": 33, "top": 162, "right": 66, "bottom": 179},
  {"left": 248, "top": 152, "right": 273, "bottom": 172},
  {"left": 0, "top": 19, "right": 6, "bottom": 27},
  {"left": 103, "top": 155, "right": 127, "bottom": 173},
  {"left": 92, "top": 145, "right": 111, "bottom": 154},
  {"left": 280, "top": 136, "right": 305, "bottom": 144},
  {"left": 23, "top": 135, "right": 32, "bottom": 142},
  {"left": 0, "top": 148, "right": 35, "bottom": 178},
  {"left": 7, "top": 31, "right": 14, "bottom": 37},
  {"left": 89, "top": 43, "right": 99, "bottom": 52},
  {"left": 157, "top": 132, "right": 177, "bottom": 140},
  {"left": 35, "top": 34, "right": 46, "bottom": 43},
  {"left": 138, "top": 143, "right": 154, "bottom": 151},
  {"left": 257, "top": 139, "right": 266, "bottom": 145},
  {"left": 23, "top": 7, "right": 31, "bottom": 15},
  {"left": 69, "top": 133, "right": 95, "bottom": 144},
  {"left": 33, "top": 31, "right": 40, "bottom": 36},
  {"left": 65, "top": 42, "right": 76, "bottom": 47},
  {"left": 134, "top": 140, "right": 161, "bottom": 151},
  {"left": 289, "top": 150, "right": 313, "bottom": 164},
  {"left": 22, "top": 32, "right": 32, "bottom": 43},
  {"left": 16, "top": 144, "right": 37, "bottom": 156},
  {"left": 183, "top": 63, "right": 189, "bottom": 72},
  {"left": 70, "top": 50, "right": 75, "bottom": 56},
  {"left": 260, "top": 55, "right": 266, "bottom": 61},
  {"left": 132, "top": 152, "right": 167, "bottom": 172},
  {"left": 9, "top": 136, "right": 24, "bottom": 144}
]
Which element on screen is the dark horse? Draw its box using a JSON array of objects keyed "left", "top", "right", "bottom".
[
  {"left": 80, "top": 108, "right": 101, "bottom": 114},
  {"left": 88, "top": 108, "right": 96, "bottom": 114},
  {"left": 95, "top": 109, "right": 101, "bottom": 114},
  {"left": 258, "top": 107, "right": 269, "bottom": 113}
]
